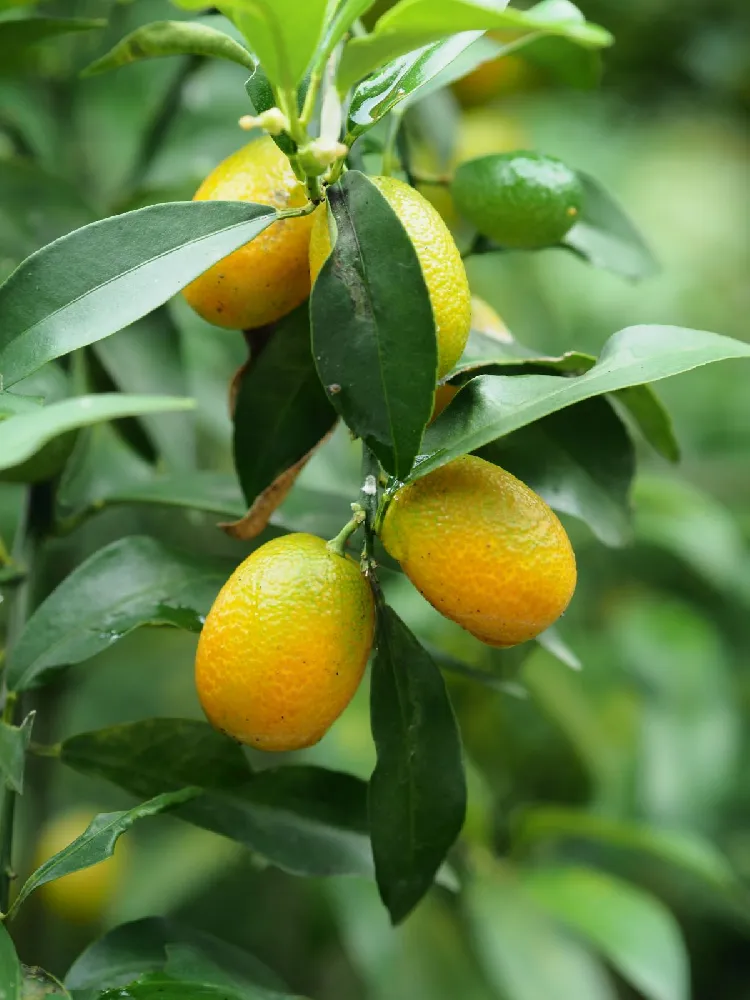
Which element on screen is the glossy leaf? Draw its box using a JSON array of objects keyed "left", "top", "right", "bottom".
[
  {"left": 513, "top": 807, "right": 737, "bottom": 890},
  {"left": 6, "top": 537, "right": 233, "bottom": 691},
  {"left": 564, "top": 171, "right": 659, "bottom": 281},
  {"left": 370, "top": 606, "right": 466, "bottom": 923},
  {"left": 0, "top": 201, "right": 276, "bottom": 387},
  {"left": 0, "top": 393, "right": 193, "bottom": 473},
  {"left": 66, "top": 916, "right": 287, "bottom": 995},
  {"left": 465, "top": 860, "right": 617, "bottom": 1000},
  {"left": 347, "top": 32, "right": 482, "bottom": 140},
  {"left": 338, "top": 0, "right": 612, "bottom": 92},
  {"left": 525, "top": 866, "right": 688, "bottom": 1000},
  {"left": 477, "top": 395, "right": 635, "bottom": 547},
  {"left": 61, "top": 720, "right": 375, "bottom": 879},
  {"left": 0, "top": 17, "right": 104, "bottom": 73},
  {"left": 96, "top": 975, "right": 276, "bottom": 1000},
  {"left": 83, "top": 19, "right": 257, "bottom": 77},
  {"left": 417, "top": 325, "right": 750, "bottom": 480},
  {"left": 0, "top": 711, "right": 34, "bottom": 793},
  {"left": 447, "top": 326, "right": 680, "bottom": 463},
  {"left": 310, "top": 170, "right": 437, "bottom": 478},
  {"left": 233, "top": 304, "right": 337, "bottom": 506},
  {"left": 0, "top": 924, "right": 21, "bottom": 1000},
  {"left": 8, "top": 789, "right": 200, "bottom": 920}
]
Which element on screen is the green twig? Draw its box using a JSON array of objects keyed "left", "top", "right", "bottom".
[{"left": 327, "top": 507, "right": 366, "bottom": 557}]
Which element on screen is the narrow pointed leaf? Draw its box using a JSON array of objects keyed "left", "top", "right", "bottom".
[
  {"left": 82, "top": 20, "right": 257, "bottom": 76},
  {"left": 417, "top": 326, "right": 750, "bottom": 480},
  {"left": 6, "top": 537, "right": 234, "bottom": 691},
  {"left": 0, "top": 393, "right": 193, "bottom": 472},
  {"left": 233, "top": 304, "right": 337, "bottom": 506},
  {"left": 0, "top": 201, "right": 277, "bottom": 386},
  {"left": 0, "top": 712, "right": 34, "bottom": 793},
  {"left": 369, "top": 606, "right": 466, "bottom": 922},
  {"left": 524, "top": 867, "right": 689, "bottom": 1000},
  {"left": 61, "top": 720, "right": 374, "bottom": 879},
  {"left": 310, "top": 171, "right": 437, "bottom": 478},
  {"left": 8, "top": 789, "right": 200, "bottom": 919}
]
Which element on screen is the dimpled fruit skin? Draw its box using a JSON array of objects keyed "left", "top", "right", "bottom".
[
  {"left": 309, "top": 175, "right": 471, "bottom": 379},
  {"left": 35, "top": 809, "right": 124, "bottom": 923},
  {"left": 195, "top": 533, "right": 375, "bottom": 751},
  {"left": 380, "top": 456, "right": 576, "bottom": 647},
  {"left": 182, "top": 137, "right": 314, "bottom": 330},
  {"left": 452, "top": 152, "right": 583, "bottom": 249}
]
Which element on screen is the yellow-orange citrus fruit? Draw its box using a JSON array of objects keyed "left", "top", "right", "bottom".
[
  {"left": 33, "top": 808, "right": 126, "bottom": 923},
  {"left": 309, "top": 175, "right": 471, "bottom": 379},
  {"left": 183, "top": 137, "right": 314, "bottom": 330},
  {"left": 452, "top": 42, "right": 544, "bottom": 107},
  {"left": 195, "top": 533, "right": 375, "bottom": 751},
  {"left": 380, "top": 456, "right": 576, "bottom": 647},
  {"left": 432, "top": 297, "right": 511, "bottom": 420}
]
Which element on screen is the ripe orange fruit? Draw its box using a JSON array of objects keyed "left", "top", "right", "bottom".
[
  {"left": 195, "top": 533, "right": 375, "bottom": 751},
  {"left": 309, "top": 175, "right": 471, "bottom": 379},
  {"left": 183, "top": 137, "right": 314, "bottom": 330},
  {"left": 33, "top": 808, "right": 127, "bottom": 924},
  {"left": 380, "top": 456, "right": 576, "bottom": 647},
  {"left": 432, "top": 296, "right": 511, "bottom": 420}
]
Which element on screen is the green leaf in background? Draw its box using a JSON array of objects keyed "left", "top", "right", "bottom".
[
  {"left": 65, "top": 916, "right": 288, "bottom": 996},
  {"left": 417, "top": 325, "right": 750, "bottom": 480},
  {"left": 0, "top": 711, "right": 34, "bottom": 793},
  {"left": 346, "top": 32, "right": 483, "bottom": 140},
  {"left": 513, "top": 807, "right": 738, "bottom": 892},
  {"left": 0, "top": 393, "right": 193, "bottom": 474},
  {"left": 524, "top": 866, "right": 689, "bottom": 1000},
  {"left": 0, "top": 201, "right": 277, "bottom": 387},
  {"left": 61, "top": 720, "right": 375, "bottom": 879},
  {"left": 75, "top": 470, "right": 247, "bottom": 522},
  {"left": 7, "top": 788, "right": 200, "bottom": 920},
  {"left": 310, "top": 170, "right": 437, "bottom": 478},
  {"left": 233, "top": 303, "right": 337, "bottom": 506},
  {"left": 6, "top": 536, "right": 233, "bottom": 691},
  {"left": 338, "top": 0, "right": 612, "bottom": 92},
  {"left": 634, "top": 474, "right": 750, "bottom": 603},
  {"left": 564, "top": 171, "right": 659, "bottom": 281},
  {"left": 477, "top": 395, "right": 635, "bottom": 547},
  {"left": 0, "top": 17, "right": 105, "bottom": 74},
  {"left": 370, "top": 606, "right": 466, "bottom": 923},
  {"left": 464, "top": 859, "right": 617, "bottom": 1000},
  {"left": 96, "top": 974, "right": 288, "bottom": 1000},
  {"left": 446, "top": 326, "right": 680, "bottom": 463},
  {"left": 82, "top": 19, "right": 257, "bottom": 77},
  {"left": 0, "top": 924, "right": 21, "bottom": 1000}
]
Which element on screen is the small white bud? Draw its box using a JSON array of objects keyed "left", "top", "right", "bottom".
[{"left": 238, "top": 107, "right": 289, "bottom": 135}]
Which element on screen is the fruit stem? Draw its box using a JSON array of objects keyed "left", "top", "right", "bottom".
[{"left": 327, "top": 506, "right": 366, "bottom": 557}]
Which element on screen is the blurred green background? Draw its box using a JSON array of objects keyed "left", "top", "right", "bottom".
[{"left": 1, "top": 1, "right": 749, "bottom": 997}]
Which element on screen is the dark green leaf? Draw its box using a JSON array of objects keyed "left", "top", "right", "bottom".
[
  {"left": 0, "top": 17, "right": 104, "bottom": 74},
  {"left": 564, "top": 171, "right": 659, "bottom": 281},
  {"left": 524, "top": 867, "right": 688, "bottom": 1000},
  {"left": 0, "top": 201, "right": 277, "bottom": 387},
  {"left": 513, "top": 807, "right": 737, "bottom": 890},
  {"left": 464, "top": 860, "right": 616, "bottom": 1000},
  {"left": 83, "top": 20, "right": 257, "bottom": 77},
  {"left": 61, "top": 720, "right": 374, "bottom": 879},
  {"left": 446, "top": 327, "right": 680, "bottom": 463},
  {"left": 8, "top": 789, "right": 200, "bottom": 920},
  {"left": 477, "top": 396, "right": 635, "bottom": 547},
  {"left": 369, "top": 606, "right": 466, "bottom": 923},
  {"left": 346, "top": 32, "right": 483, "bottom": 140},
  {"left": 338, "top": 0, "right": 612, "bottom": 92},
  {"left": 245, "top": 66, "right": 307, "bottom": 157},
  {"left": 6, "top": 536, "right": 234, "bottom": 691},
  {"left": 233, "top": 304, "right": 337, "bottom": 506},
  {"left": 0, "top": 711, "right": 34, "bottom": 793},
  {"left": 310, "top": 171, "right": 437, "bottom": 478},
  {"left": 417, "top": 326, "right": 750, "bottom": 480},
  {"left": 96, "top": 974, "right": 276, "bottom": 1000},
  {"left": 0, "top": 924, "right": 21, "bottom": 1000},
  {"left": 0, "top": 394, "right": 193, "bottom": 474},
  {"left": 66, "top": 916, "right": 287, "bottom": 996}
]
